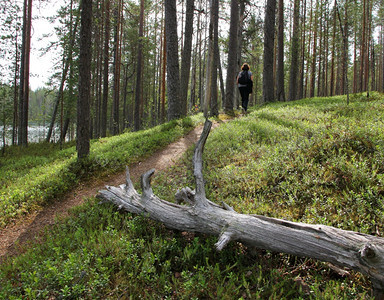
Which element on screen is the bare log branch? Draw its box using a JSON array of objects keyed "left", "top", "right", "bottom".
[
  {"left": 193, "top": 119, "right": 212, "bottom": 207},
  {"left": 97, "top": 120, "right": 384, "bottom": 298},
  {"left": 124, "top": 166, "right": 134, "bottom": 192},
  {"left": 216, "top": 231, "right": 234, "bottom": 251}
]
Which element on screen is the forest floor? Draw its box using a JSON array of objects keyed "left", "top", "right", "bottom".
[{"left": 0, "top": 121, "right": 221, "bottom": 260}]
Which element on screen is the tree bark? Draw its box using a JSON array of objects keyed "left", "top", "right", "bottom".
[
  {"left": 112, "top": 0, "right": 122, "bottom": 135},
  {"left": 317, "top": 0, "right": 323, "bottom": 97},
  {"left": 289, "top": 0, "right": 301, "bottom": 101},
  {"left": 134, "top": 0, "right": 145, "bottom": 131},
  {"left": 203, "top": 4, "right": 213, "bottom": 118},
  {"left": 180, "top": 0, "right": 194, "bottom": 116},
  {"left": 309, "top": 4, "right": 317, "bottom": 98},
  {"left": 161, "top": 23, "right": 167, "bottom": 123},
  {"left": 360, "top": 0, "right": 367, "bottom": 92},
  {"left": 335, "top": 0, "right": 350, "bottom": 103},
  {"left": 165, "top": 0, "right": 181, "bottom": 121},
  {"left": 18, "top": 0, "right": 32, "bottom": 147},
  {"left": 204, "top": 0, "right": 219, "bottom": 118},
  {"left": 371, "top": 41, "right": 375, "bottom": 91},
  {"left": 330, "top": 1, "right": 336, "bottom": 96},
  {"left": 382, "top": 24, "right": 384, "bottom": 92},
  {"left": 12, "top": 29, "right": 19, "bottom": 146},
  {"left": 235, "top": 0, "right": 246, "bottom": 109},
  {"left": 262, "top": 0, "right": 276, "bottom": 103},
  {"left": 210, "top": 0, "right": 219, "bottom": 117},
  {"left": 93, "top": 0, "right": 102, "bottom": 138},
  {"left": 298, "top": 0, "right": 307, "bottom": 100},
  {"left": 276, "top": 0, "right": 285, "bottom": 102},
  {"left": 98, "top": 120, "right": 384, "bottom": 299},
  {"left": 303, "top": 0, "right": 313, "bottom": 98},
  {"left": 224, "top": 0, "right": 239, "bottom": 114},
  {"left": 365, "top": 0, "right": 372, "bottom": 95},
  {"left": 77, "top": 0, "right": 92, "bottom": 159},
  {"left": 101, "top": 0, "right": 110, "bottom": 137}
]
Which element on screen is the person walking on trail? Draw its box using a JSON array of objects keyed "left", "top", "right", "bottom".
[{"left": 237, "top": 63, "right": 253, "bottom": 113}]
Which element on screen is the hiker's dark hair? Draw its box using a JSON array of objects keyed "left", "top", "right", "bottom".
[{"left": 241, "top": 63, "right": 250, "bottom": 71}]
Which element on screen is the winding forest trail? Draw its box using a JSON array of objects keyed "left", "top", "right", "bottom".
[{"left": 0, "top": 122, "right": 220, "bottom": 260}]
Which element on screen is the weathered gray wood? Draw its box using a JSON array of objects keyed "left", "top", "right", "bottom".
[{"left": 98, "top": 120, "right": 384, "bottom": 298}]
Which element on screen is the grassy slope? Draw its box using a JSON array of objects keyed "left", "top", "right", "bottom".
[{"left": 1, "top": 94, "right": 383, "bottom": 299}]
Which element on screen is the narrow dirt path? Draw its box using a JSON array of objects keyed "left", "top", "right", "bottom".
[{"left": 0, "top": 123, "right": 219, "bottom": 259}]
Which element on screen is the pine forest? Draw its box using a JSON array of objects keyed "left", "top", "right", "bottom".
[
  {"left": 0, "top": 0, "right": 383, "bottom": 150},
  {"left": 1, "top": 0, "right": 384, "bottom": 298}
]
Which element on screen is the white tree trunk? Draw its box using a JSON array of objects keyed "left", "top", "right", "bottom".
[{"left": 98, "top": 120, "right": 384, "bottom": 299}]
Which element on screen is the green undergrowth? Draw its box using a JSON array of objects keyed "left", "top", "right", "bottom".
[
  {"left": 1, "top": 93, "right": 383, "bottom": 299},
  {"left": 0, "top": 115, "right": 203, "bottom": 227},
  {"left": 201, "top": 93, "right": 384, "bottom": 235},
  {"left": 0, "top": 199, "right": 371, "bottom": 299}
]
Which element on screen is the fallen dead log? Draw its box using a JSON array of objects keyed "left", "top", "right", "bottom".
[{"left": 98, "top": 120, "right": 384, "bottom": 299}]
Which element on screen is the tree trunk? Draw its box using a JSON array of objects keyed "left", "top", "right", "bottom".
[
  {"left": 303, "top": 0, "right": 313, "bottom": 98},
  {"left": 197, "top": 0, "right": 203, "bottom": 111},
  {"left": 360, "top": 0, "right": 366, "bottom": 92},
  {"left": 324, "top": 2, "right": 330, "bottom": 97},
  {"left": 18, "top": 0, "right": 32, "bottom": 147},
  {"left": 77, "top": 0, "right": 92, "bottom": 159},
  {"left": 134, "top": 0, "right": 145, "bottom": 131},
  {"left": 98, "top": 120, "right": 384, "bottom": 299},
  {"left": 309, "top": 5, "right": 317, "bottom": 98},
  {"left": 379, "top": 28, "right": 383, "bottom": 92},
  {"left": 317, "top": 0, "right": 323, "bottom": 97},
  {"left": 1, "top": 102, "right": 5, "bottom": 155},
  {"left": 180, "top": 0, "right": 194, "bottom": 117},
  {"left": 343, "top": 0, "right": 350, "bottom": 102},
  {"left": 371, "top": 41, "right": 375, "bottom": 91},
  {"left": 330, "top": 1, "right": 336, "bottom": 96},
  {"left": 224, "top": 0, "right": 239, "bottom": 114},
  {"left": 199, "top": 2, "right": 205, "bottom": 111},
  {"left": 216, "top": 42, "right": 225, "bottom": 109},
  {"left": 122, "top": 63, "right": 129, "bottom": 129},
  {"left": 382, "top": 24, "right": 384, "bottom": 92},
  {"left": 365, "top": 0, "right": 372, "bottom": 95},
  {"left": 60, "top": 117, "right": 70, "bottom": 143},
  {"left": 160, "top": 23, "right": 167, "bottom": 123},
  {"left": 151, "top": 4, "right": 160, "bottom": 127},
  {"left": 101, "top": 0, "right": 110, "bottom": 137},
  {"left": 298, "top": 0, "right": 306, "bottom": 100},
  {"left": 288, "top": 0, "right": 300, "bottom": 101},
  {"left": 235, "top": 0, "right": 245, "bottom": 109},
  {"left": 262, "top": 0, "right": 276, "bottom": 103},
  {"left": 203, "top": 12, "right": 213, "bottom": 118},
  {"left": 165, "top": 0, "right": 181, "bottom": 121},
  {"left": 12, "top": 29, "right": 19, "bottom": 146},
  {"left": 237, "top": 0, "right": 245, "bottom": 71},
  {"left": 276, "top": 0, "right": 285, "bottom": 102},
  {"left": 210, "top": 0, "right": 219, "bottom": 117},
  {"left": 112, "top": 0, "right": 122, "bottom": 135},
  {"left": 94, "top": 0, "right": 102, "bottom": 138},
  {"left": 336, "top": 0, "right": 350, "bottom": 103}
]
